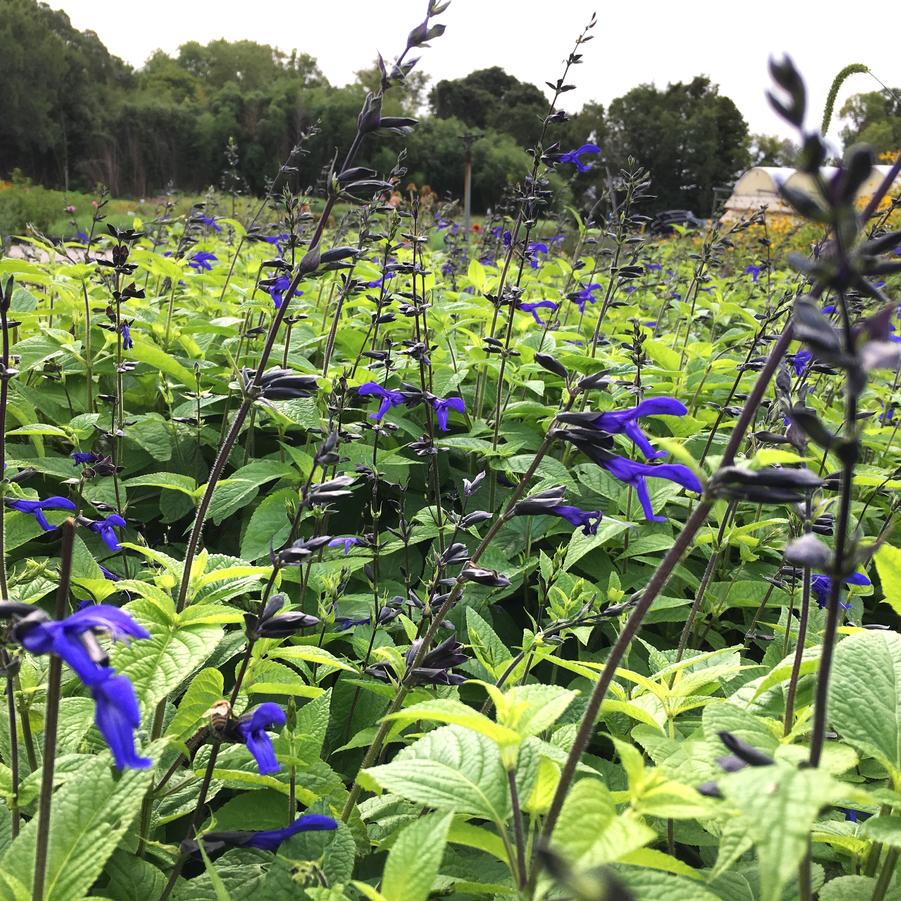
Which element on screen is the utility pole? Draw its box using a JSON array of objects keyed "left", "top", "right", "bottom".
[{"left": 461, "top": 132, "right": 480, "bottom": 235}]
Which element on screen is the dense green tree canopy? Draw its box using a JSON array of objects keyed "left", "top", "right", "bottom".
[
  {"left": 840, "top": 89, "right": 901, "bottom": 154},
  {"left": 606, "top": 76, "right": 750, "bottom": 215},
  {"left": 0, "top": 0, "right": 749, "bottom": 216}
]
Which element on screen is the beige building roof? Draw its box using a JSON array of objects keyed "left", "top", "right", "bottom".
[{"left": 722, "top": 165, "right": 897, "bottom": 219}]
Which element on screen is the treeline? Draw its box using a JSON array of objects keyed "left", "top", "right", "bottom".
[{"left": 2, "top": 0, "right": 896, "bottom": 214}]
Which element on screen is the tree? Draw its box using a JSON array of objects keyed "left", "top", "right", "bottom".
[
  {"left": 840, "top": 90, "right": 901, "bottom": 154},
  {"left": 749, "top": 134, "right": 798, "bottom": 167},
  {"left": 606, "top": 76, "right": 749, "bottom": 215},
  {"left": 0, "top": 0, "right": 131, "bottom": 189}
]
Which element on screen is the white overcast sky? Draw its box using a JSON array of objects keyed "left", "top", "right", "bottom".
[{"left": 56, "top": 0, "right": 897, "bottom": 149}]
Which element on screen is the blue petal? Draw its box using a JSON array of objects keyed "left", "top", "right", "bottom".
[{"left": 91, "top": 674, "right": 151, "bottom": 770}]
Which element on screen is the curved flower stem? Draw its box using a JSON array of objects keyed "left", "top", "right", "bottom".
[
  {"left": 340, "top": 400, "right": 576, "bottom": 822},
  {"left": 172, "top": 95, "right": 380, "bottom": 617},
  {"left": 531, "top": 323, "right": 794, "bottom": 879},
  {"left": 784, "top": 499, "right": 813, "bottom": 735},
  {"left": 3, "top": 652, "right": 19, "bottom": 838},
  {"left": 507, "top": 768, "right": 528, "bottom": 889},
  {"left": 873, "top": 848, "right": 899, "bottom": 901},
  {"left": 673, "top": 499, "right": 737, "bottom": 667},
  {"left": 32, "top": 519, "right": 75, "bottom": 901}
]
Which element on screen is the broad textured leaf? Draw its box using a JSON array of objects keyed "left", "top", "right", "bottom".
[
  {"left": 720, "top": 763, "right": 848, "bottom": 901},
  {"left": 381, "top": 811, "right": 452, "bottom": 901},
  {"left": 166, "top": 667, "right": 225, "bottom": 741},
  {"left": 111, "top": 617, "right": 224, "bottom": 710},
  {"left": 0, "top": 756, "right": 152, "bottom": 901},
  {"left": 363, "top": 724, "right": 510, "bottom": 823},
  {"left": 550, "top": 777, "right": 655, "bottom": 869},
  {"left": 830, "top": 630, "right": 901, "bottom": 781}
]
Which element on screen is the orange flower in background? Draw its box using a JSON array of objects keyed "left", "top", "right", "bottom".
[{"left": 472, "top": 223, "right": 481, "bottom": 232}]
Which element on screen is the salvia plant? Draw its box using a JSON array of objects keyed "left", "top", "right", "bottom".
[{"left": 0, "top": 4, "right": 900, "bottom": 900}]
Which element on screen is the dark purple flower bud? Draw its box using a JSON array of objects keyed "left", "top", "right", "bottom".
[
  {"left": 251, "top": 368, "right": 319, "bottom": 401},
  {"left": 718, "top": 731, "right": 775, "bottom": 767},
  {"left": 459, "top": 510, "right": 492, "bottom": 529},
  {"left": 461, "top": 567, "right": 511, "bottom": 588},
  {"left": 534, "top": 353, "right": 568, "bottom": 380},
  {"left": 439, "top": 542, "right": 470, "bottom": 567},
  {"left": 463, "top": 471, "right": 486, "bottom": 497}
]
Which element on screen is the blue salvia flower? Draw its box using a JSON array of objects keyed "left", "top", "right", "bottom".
[
  {"left": 358, "top": 382, "right": 407, "bottom": 421},
  {"left": 99, "top": 564, "right": 121, "bottom": 581},
  {"left": 336, "top": 616, "right": 371, "bottom": 631},
  {"left": 238, "top": 703, "right": 286, "bottom": 775},
  {"left": 811, "top": 572, "right": 871, "bottom": 610},
  {"left": 91, "top": 674, "right": 152, "bottom": 769},
  {"left": 547, "top": 504, "right": 602, "bottom": 535},
  {"left": 431, "top": 395, "right": 466, "bottom": 431},
  {"left": 120, "top": 322, "right": 133, "bottom": 350},
  {"left": 527, "top": 241, "right": 549, "bottom": 269},
  {"left": 17, "top": 605, "right": 148, "bottom": 684},
  {"left": 182, "top": 814, "right": 337, "bottom": 859},
  {"left": 188, "top": 251, "right": 217, "bottom": 272},
  {"left": 76, "top": 230, "right": 90, "bottom": 244},
  {"left": 328, "top": 536, "right": 363, "bottom": 556},
  {"left": 88, "top": 514, "right": 127, "bottom": 552},
  {"left": 364, "top": 272, "right": 396, "bottom": 290},
  {"left": 562, "top": 397, "right": 688, "bottom": 460},
  {"left": 646, "top": 263, "right": 663, "bottom": 271},
  {"left": 602, "top": 455, "right": 703, "bottom": 522},
  {"left": 15, "top": 605, "right": 151, "bottom": 769},
  {"left": 571, "top": 282, "right": 601, "bottom": 313},
  {"left": 270, "top": 275, "right": 303, "bottom": 310},
  {"left": 5, "top": 496, "right": 76, "bottom": 531},
  {"left": 199, "top": 215, "right": 222, "bottom": 233},
  {"left": 518, "top": 300, "right": 557, "bottom": 325},
  {"left": 744, "top": 264, "right": 764, "bottom": 283},
  {"left": 791, "top": 349, "right": 812, "bottom": 376},
  {"left": 552, "top": 143, "right": 602, "bottom": 172},
  {"left": 71, "top": 452, "right": 99, "bottom": 466}
]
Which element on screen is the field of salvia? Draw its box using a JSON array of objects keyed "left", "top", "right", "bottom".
[{"left": 0, "top": 3, "right": 900, "bottom": 900}]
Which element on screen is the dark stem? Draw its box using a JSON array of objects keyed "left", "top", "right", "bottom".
[
  {"left": 507, "top": 768, "right": 528, "bottom": 889},
  {"left": 32, "top": 519, "right": 75, "bottom": 901}
]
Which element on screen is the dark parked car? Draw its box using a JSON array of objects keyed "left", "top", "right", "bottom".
[{"left": 650, "top": 210, "right": 706, "bottom": 234}]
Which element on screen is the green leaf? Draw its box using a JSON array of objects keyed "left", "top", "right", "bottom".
[
  {"left": 124, "top": 471, "right": 197, "bottom": 496},
  {"left": 860, "top": 815, "right": 901, "bottom": 848},
  {"left": 720, "top": 762, "right": 848, "bottom": 901},
  {"left": 496, "top": 685, "right": 577, "bottom": 739},
  {"left": 363, "top": 724, "right": 510, "bottom": 824},
  {"left": 875, "top": 544, "right": 901, "bottom": 615},
  {"left": 818, "top": 875, "right": 901, "bottom": 901},
  {"left": 0, "top": 756, "right": 153, "bottom": 901},
  {"left": 268, "top": 645, "right": 358, "bottom": 674},
  {"left": 111, "top": 616, "right": 223, "bottom": 710},
  {"left": 549, "top": 777, "right": 655, "bottom": 869},
  {"left": 384, "top": 699, "right": 521, "bottom": 745},
  {"left": 465, "top": 607, "right": 512, "bottom": 679},
  {"left": 830, "top": 630, "right": 901, "bottom": 781},
  {"left": 128, "top": 337, "right": 195, "bottom": 385},
  {"left": 239, "top": 488, "right": 294, "bottom": 561},
  {"left": 166, "top": 667, "right": 225, "bottom": 741},
  {"left": 615, "top": 867, "right": 722, "bottom": 901},
  {"left": 381, "top": 811, "right": 452, "bottom": 901}
]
